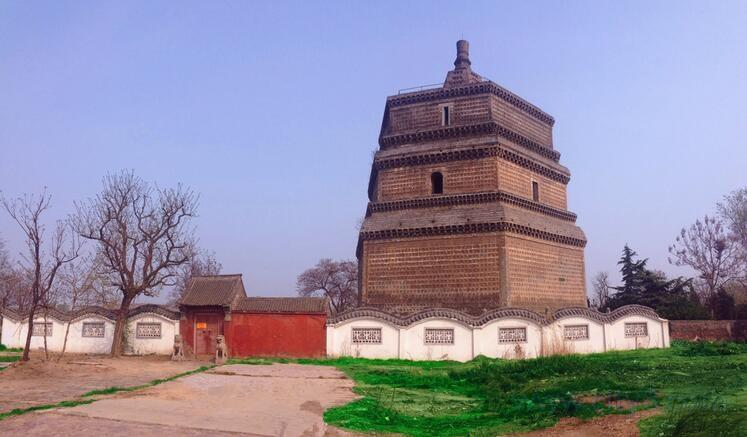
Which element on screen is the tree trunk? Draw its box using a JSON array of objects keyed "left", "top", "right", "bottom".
[
  {"left": 59, "top": 321, "right": 71, "bottom": 362},
  {"left": 21, "top": 302, "right": 37, "bottom": 362},
  {"left": 111, "top": 293, "right": 134, "bottom": 357},
  {"left": 59, "top": 297, "right": 77, "bottom": 362},
  {"left": 42, "top": 311, "right": 49, "bottom": 360}
]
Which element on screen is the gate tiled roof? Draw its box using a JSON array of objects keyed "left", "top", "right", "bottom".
[
  {"left": 233, "top": 297, "right": 327, "bottom": 314},
  {"left": 180, "top": 274, "right": 246, "bottom": 307}
]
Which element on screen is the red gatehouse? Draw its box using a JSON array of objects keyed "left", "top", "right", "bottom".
[{"left": 178, "top": 274, "right": 327, "bottom": 358}]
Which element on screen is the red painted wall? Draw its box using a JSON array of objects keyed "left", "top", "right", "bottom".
[
  {"left": 226, "top": 313, "right": 327, "bottom": 358},
  {"left": 180, "top": 312, "right": 195, "bottom": 352}
]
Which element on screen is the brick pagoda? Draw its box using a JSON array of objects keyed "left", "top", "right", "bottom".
[{"left": 357, "top": 40, "right": 587, "bottom": 315}]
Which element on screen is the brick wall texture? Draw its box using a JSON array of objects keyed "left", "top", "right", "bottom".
[
  {"left": 385, "top": 94, "right": 553, "bottom": 148},
  {"left": 669, "top": 320, "right": 747, "bottom": 341},
  {"left": 502, "top": 235, "right": 586, "bottom": 311},
  {"left": 362, "top": 235, "right": 502, "bottom": 312},
  {"left": 378, "top": 158, "right": 498, "bottom": 201},
  {"left": 377, "top": 156, "right": 567, "bottom": 210},
  {"left": 358, "top": 44, "right": 586, "bottom": 315}
]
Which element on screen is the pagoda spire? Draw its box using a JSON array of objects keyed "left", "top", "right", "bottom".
[
  {"left": 454, "top": 40, "right": 471, "bottom": 68},
  {"left": 444, "top": 40, "right": 482, "bottom": 87}
]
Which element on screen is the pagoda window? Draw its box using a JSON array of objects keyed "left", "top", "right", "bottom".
[
  {"left": 442, "top": 106, "right": 450, "bottom": 126},
  {"left": 431, "top": 172, "right": 444, "bottom": 194},
  {"left": 532, "top": 181, "right": 540, "bottom": 202}
]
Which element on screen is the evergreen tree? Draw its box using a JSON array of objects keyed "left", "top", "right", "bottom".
[
  {"left": 607, "top": 245, "right": 709, "bottom": 319},
  {"left": 609, "top": 245, "right": 649, "bottom": 306}
]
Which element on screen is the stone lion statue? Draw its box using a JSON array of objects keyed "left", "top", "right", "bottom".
[
  {"left": 215, "top": 335, "right": 228, "bottom": 364},
  {"left": 172, "top": 334, "right": 184, "bottom": 361}
]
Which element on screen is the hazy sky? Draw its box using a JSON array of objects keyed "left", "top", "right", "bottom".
[{"left": 1, "top": 1, "right": 746, "bottom": 302}]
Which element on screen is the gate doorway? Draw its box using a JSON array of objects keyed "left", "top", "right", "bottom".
[{"left": 194, "top": 314, "right": 224, "bottom": 355}]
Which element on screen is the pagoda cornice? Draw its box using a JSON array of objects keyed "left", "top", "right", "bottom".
[
  {"left": 359, "top": 221, "right": 586, "bottom": 248},
  {"left": 368, "top": 191, "right": 577, "bottom": 222},
  {"left": 386, "top": 81, "right": 555, "bottom": 127},
  {"left": 379, "top": 121, "right": 561, "bottom": 162},
  {"left": 373, "top": 144, "right": 570, "bottom": 184}
]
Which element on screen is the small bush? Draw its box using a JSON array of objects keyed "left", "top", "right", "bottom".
[
  {"left": 0, "top": 355, "right": 21, "bottom": 363},
  {"left": 673, "top": 340, "right": 747, "bottom": 357},
  {"left": 0, "top": 344, "right": 22, "bottom": 352},
  {"left": 641, "top": 399, "right": 747, "bottom": 437}
]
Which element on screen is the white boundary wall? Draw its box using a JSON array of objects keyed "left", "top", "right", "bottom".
[
  {"left": 327, "top": 306, "right": 670, "bottom": 362},
  {"left": 0, "top": 310, "right": 179, "bottom": 356}
]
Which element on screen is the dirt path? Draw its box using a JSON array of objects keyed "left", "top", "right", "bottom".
[
  {"left": 512, "top": 409, "right": 660, "bottom": 437},
  {"left": 0, "top": 353, "right": 210, "bottom": 412},
  {"left": 3, "top": 363, "right": 363, "bottom": 436}
]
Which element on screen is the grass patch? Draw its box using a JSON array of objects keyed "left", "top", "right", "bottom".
[
  {"left": 0, "top": 344, "right": 22, "bottom": 352},
  {"left": 226, "top": 357, "right": 290, "bottom": 365},
  {"left": 639, "top": 398, "right": 747, "bottom": 436},
  {"left": 81, "top": 365, "right": 214, "bottom": 397},
  {"left": 0, "top": 355, "right": 21, "bottom": 363},
  {"left": 307, "top": 342, "right": 747, "bottom": 436},
  {"left": 0, "top": 399, "right": 95, "bottom": 421}
]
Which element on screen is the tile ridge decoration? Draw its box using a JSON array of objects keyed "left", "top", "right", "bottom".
[
  {"left": 369, "top": 191, "right": 578, "bottom": 222},
  {"left": 607, "top": 304, "right": 664, "bottom": 321},
  {"left": 379, "top": 121, "right": 561, "bottom": 162},
  {"left": 328, "top": 307, "right": 408, "bottom": 327},
  {"left": 404, "top": 307, "right": 480, "bottom": 327},
  {"left": 386, "top": 81, "right": 555, "bottom": 126},
  {"left": 0, "top": 306, "right": 22, "bottom": 322},
  {"left": 70, "top": 306, "right": 118, "bottom": 322},
  {"left": 128, "top": 304, "right": 181, "bottom": 321},
  {"left": 549, "top": 305, "right": 663, "bottom": 324},
  {"left": 475, "top": 307, "right": 547, "bottom": 326},
  {"left": 0, "top": 304, "right": 180, "bottom": 323},
  {"left": 328, "top": 305, "right": 662, "bottom": 327}
]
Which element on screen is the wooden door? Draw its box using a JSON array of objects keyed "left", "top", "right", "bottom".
[{"left": 195, "top": 314, "right": 223, "bottom": 355}]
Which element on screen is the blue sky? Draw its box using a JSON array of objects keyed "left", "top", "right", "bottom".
[{"left": 1, "top": 1, "right": 746, "bottom": 301}]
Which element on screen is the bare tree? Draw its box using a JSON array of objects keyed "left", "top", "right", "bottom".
[
  {"left": 57, "top": 255, "right": 100, "bottom": 360},
  {"left": 590, "top": 271, "right": 611, "bottom": 310},
  {"left": 1, "top": 190, "right": 79, "bottom": 361},
  {"left": 170, "top": 247, "right": 222, "bottom": 304},
  {"left": 669, "top": 215, "right": 741, "bottom": 317},
  {"left": 718, "top": 188, "right": 747, "bottom": 280},
  {"left": 297, "top": 258, "right": 357, "bottom": 313},
  {"left": 0, "top": 236, "right": 12, "bottom": 307},
  {"left": 73, "top": 171, "right": 197, "bottom": 356},
  {"left": 0, "top": 266, "right": 32, "bottom": 313}
]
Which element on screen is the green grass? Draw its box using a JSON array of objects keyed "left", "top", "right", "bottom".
[
  {"left": 289, "top": 341, "right": 747, "bottom": 436},
  {"left": 0, "top": 399, "right": 95, "bottom": 421},
  {"left": 0, "top": 344, "right": 23, "bottom": 352},
  {"left": 81, "top": 365, "right": 214, "bottom": 397},
  {"left": 226, "top": 357, "right": 291, "bottom": 365},
  {"left": 639, "top": 399, "right": 747, "bottom": 437},
  {"left": 0, "top": 355, "right": 21, "bottom": 363}
]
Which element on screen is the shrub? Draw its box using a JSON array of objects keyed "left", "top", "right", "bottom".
[
  {"left": 0, "top": 344, "right": 23, "bottom": 353},
  {"left": 673, "top": 340, "right": 747, "bottom": 357},
  {"left": 641, "top": 399, "right": 747, "bottom": 437}
]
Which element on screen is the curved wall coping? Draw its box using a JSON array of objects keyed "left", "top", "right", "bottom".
[
  {"left": 0, "top": 304, "right": 180, "bottom": 323},
  {"left": 328, "top": 305, "right": 665, "bottom": 328}
]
